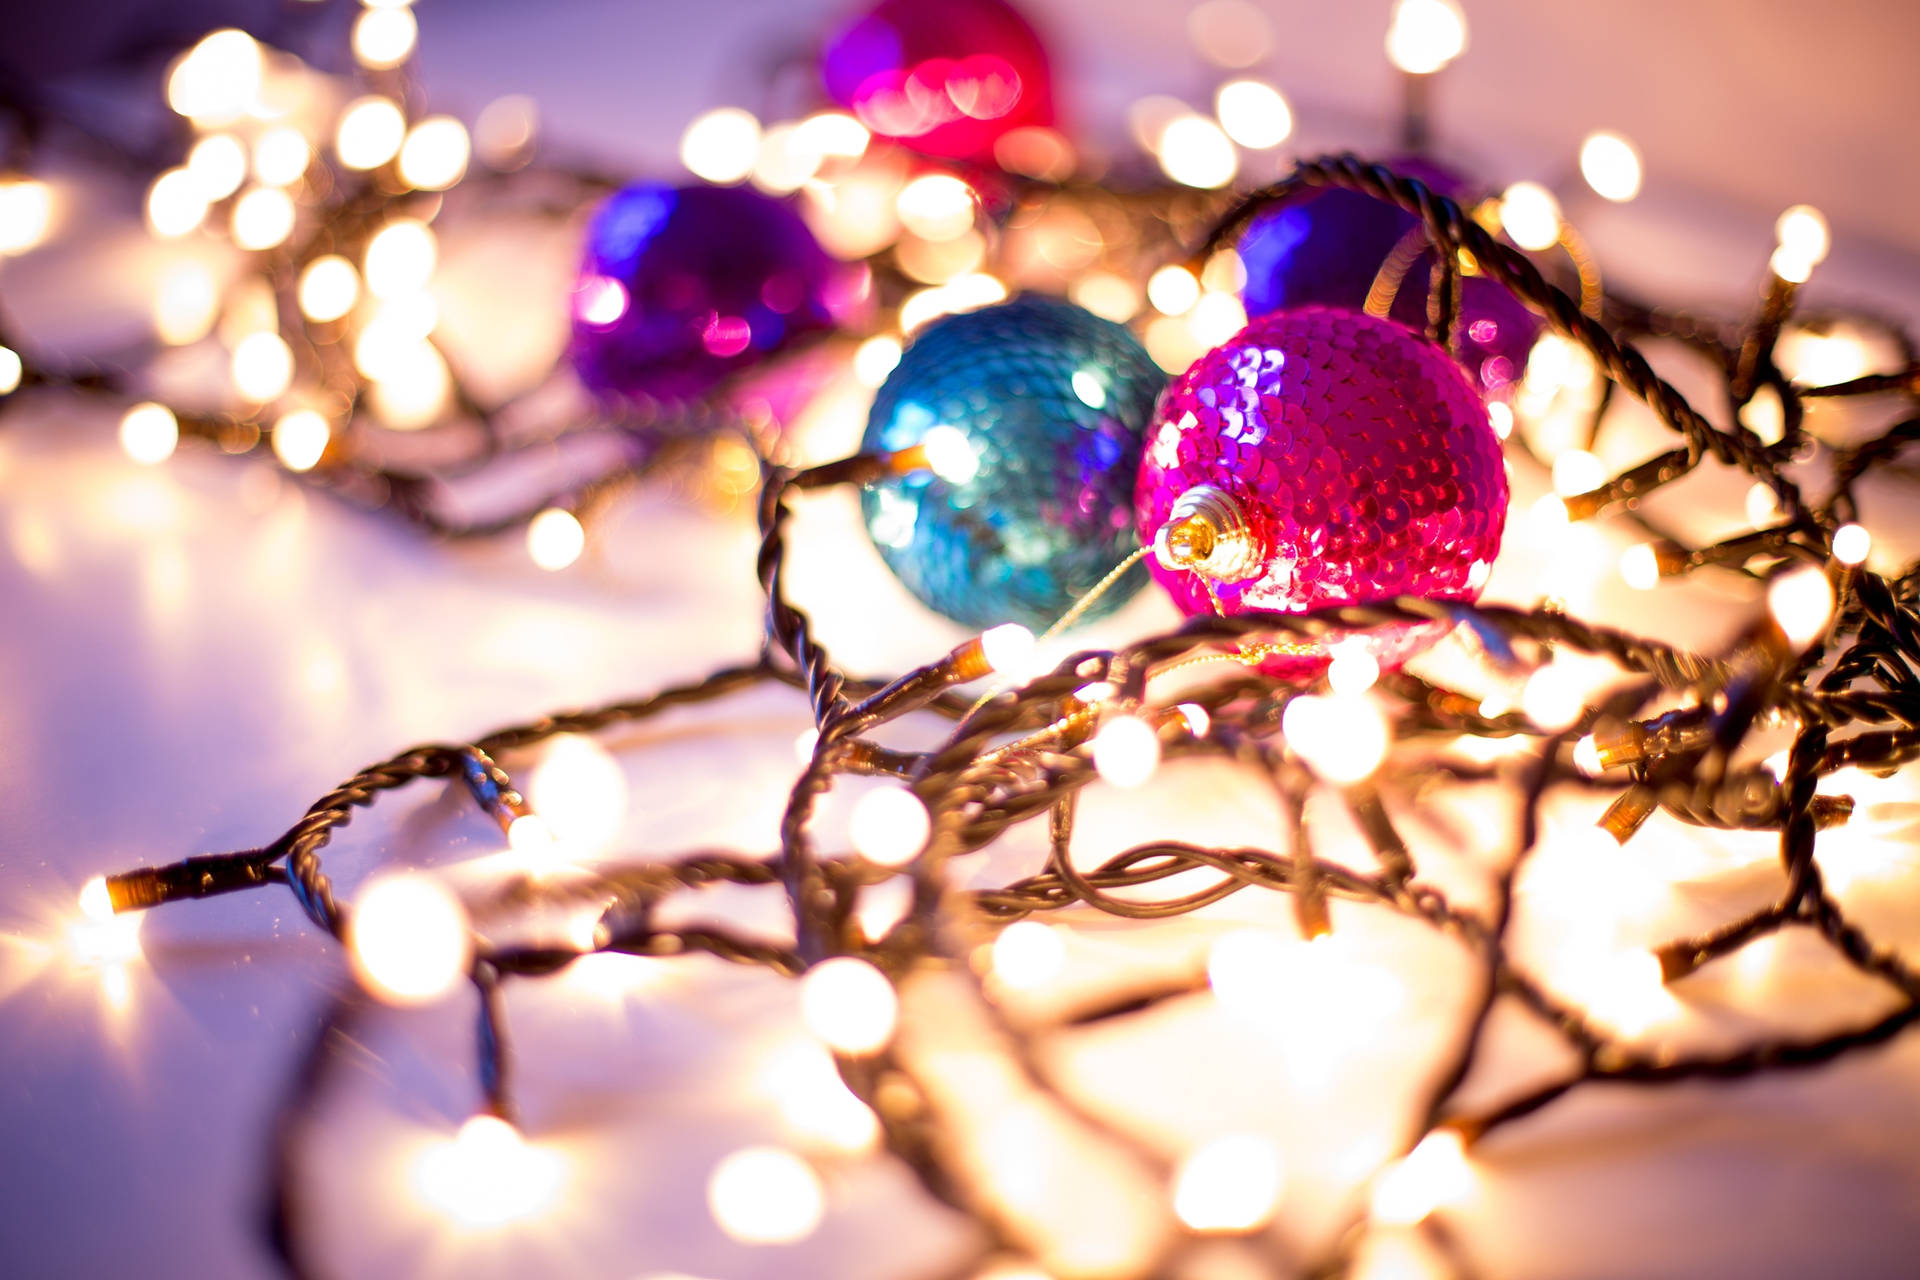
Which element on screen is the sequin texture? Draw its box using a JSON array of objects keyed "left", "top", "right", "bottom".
[
  {"left": 1134, "top": 306, "right": 1508, "bottom": 676},
  {"left": 862, "top": 295, "right": 1164, "bottom": 630}
]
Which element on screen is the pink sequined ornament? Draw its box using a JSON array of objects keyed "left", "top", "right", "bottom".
[{"left": 1134, "top": 306, "right": 1508, "bottom": 679}]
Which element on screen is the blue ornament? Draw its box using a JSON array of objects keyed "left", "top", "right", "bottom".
[{"left": 860, "top": 295, "right": 1164, "bottom": 631}]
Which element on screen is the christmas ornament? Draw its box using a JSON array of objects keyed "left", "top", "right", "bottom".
[
  {"left": 1237, "top": 159, "right": 1539, "bottom": 400},
  {"left": 1135, "top": 306, "right": 1507, "bottom": 677},
  {"left": 819, "top": 0, "right": 1054, "bottom": 165},
  {"left": 861, "top": 294, "right": 1163, "bottom": 631},
  {"left": 570, "top": 183, "right": 855, "bottom": 404}
]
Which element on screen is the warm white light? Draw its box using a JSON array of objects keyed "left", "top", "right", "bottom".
[
  {"left": 399, "top": 116, "right": 471, "bottom": 191},
  {"left": 1214, "top": 80, "right": 1293, "bottom": 150},
  {"left": 272, "top": 410, "right": 330, "bottom": 472},
  {"left": 762, "top": 1040, "right": 882, "bottom": 1155},
  {"left": 800, "top": 956, "right": 898, "bottom": 1056},
  {"left": 794, "top": 111, "right": 870, "bottom": 160},
  {"left": 231, "top": 186, "right": 295, "bottom": 250},
  {"left": 853, "top": 334, "right": 903, "bottom": 386},
  {"left": 414, "top": 1115, "right": 565, "bottom": 1229},
  {"left": 991, "top": 920, "right": 1066, "bottom": 990},
  {"left": 166, "top": 30, "right": 263, "bottom": 123},
  {"left": 1579, "top": 131, "right": 1642, "bottom": 202},
  {"left": 154, "top": 261, "right": 218, "bottom": 345},
  {"left": 751, "top": 124, "right": 820, "bottom": 195},
  {"left": 1326, "top": 641, "right": 1381, "bottom": 695},
  {"left": 1520, "top": 664, "right": 1584, "bottom": 731},
  {"left": 1173, "top": 1134, "right": 1284, "bottom": 1232},
  {"left": 1385, "top": 0, "right": 1467, "bottom": 74},
  {"left": 1746, "top": 481, "right": 1783, "bottom": 527},
  {"left": 1572, "top": 735, "right": 1604, "bottom": 777},
  {"left": 1619, "top": 542, "right": 1660, "bottom": 590},
  {"left": 367, "top": 342, "right": 450, "bottom": 428},
  {"left": 1157, "top": 116, "right": 1238, "bottom": 189},
  {"left": 186, "top": 134, "right": 247, "bottom": 203},
  {"left": 298, "top": 255, "right": 360, "bottom": 322},
  {"left": 352, "top": 5, "right": 418, "bottom": 68},
  {"left": 363, "top": 219, "right": 436, "bottom": 297},
  {"left": 1282, "top": 693, "right": 1389, "bottom": 783},
  {"left": 528, "top": 734, "right": 627, "bottom": 852},
  {"left": 1776, "top": 329, "right": 1870, "bottom": 388},
  {"left": 0, "top": 346, "right": 21, "bottom": 395},
  {"left": 347, "top": 872, "right": 471, "bottom": 1004},
  {"left": 1775, "top": 205, "right": 1830, "bottom": 268},
  {"left": 896, "top": 174, "right": 975, "bottom": 242},
  {"left": 1190, "top": 291, "right": 1248, "bottom": 347},
  {"left": 848, "top": 787, "right": 932, "bottom": 868},
  {"left": 1371, "top": 1130, "right": 1471, "bottom": 1225},
  {"left": 920, "top": 424, "right": 980, "bottom": 484},
  {"left": 1833, "top": 522, "right": 1871, "bottom": 567},
  {"left": 1769, "top": 246, "right": 1814, "bottom": 285},
  {"left": 1551, "top": 448, "right": 1606, "bottom": 498},
  {"left": 79, "top": 876, "right": 114, "bottom": 921},
  {"left": 707, "top": 1147, "right": 825, "bottom": 1245},
  {"left": 1524, "top": 332, "right": 1596, "bottom": 395},
  {"left": 899, "top": 273, "right": 1006, "bottom": 332},
  {"left": 526, "top": 508, "right": 585, "bottom": 571},
  {"left": 1071, "top": 272, "right": 1141, "bottom": 323},
  {"left": 1487, "top": 400, "right": 1513, "bottom": 439},
  {"left": 1177, "top": 702, "right": 1210, "bottom": 736},
  {"left": 980, "top": 623, "right": 1037, "bottom": 680},
  {"left": 1500, "top": 182, "right": 1562, "bottom": 252},
  {"left": 475, "top": 95, "right": 539, "bottom": 169},
  {"left": 336, "top": 97, "right": 407, "bottom": 170},
  {"left": 1768, "top": 564, "right": 1835, "bottom": 649},
  {"left": 252, "top": 127, "right": 313, "bottom": 187},
  {"left": 231, "top": 331, "right": 294, "bottom": 402},
  {"left": 147, "top": 168, "right": 209, "bottom": 238},
  {"left": 506, "top": 813, "right": 562, "bottom": 868},
  {"left": 1092, "top": 716, "right": 1161, "bottom": 788},
  {"left": 680, "top": 107, "right": 761, "bottom": 185},
  {"left": 119, "top": 402, "right": 179, "bottom": 465},
  {"left": 1148, "top": 265, "right": 1201, "bottom": 316},
  {"left": 355, "top": 295, "right": 439, "bottom": 373}
]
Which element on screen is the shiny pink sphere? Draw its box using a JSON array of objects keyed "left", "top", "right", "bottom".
[{"left": 1134, "top": 306, "right": 1508, "bottom": 678}]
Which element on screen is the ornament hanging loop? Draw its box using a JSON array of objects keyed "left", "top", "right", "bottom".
[{"left": 1152, "top": 484, "right": 1265, "bottom": 583}]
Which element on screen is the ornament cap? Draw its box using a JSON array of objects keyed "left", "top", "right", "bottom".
[{"left": 1152, "top": 484, "right": 1265, "bottom": 582}]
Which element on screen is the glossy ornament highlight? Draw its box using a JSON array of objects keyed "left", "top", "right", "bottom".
[
  {"left": 820, "top": 0, "right": 1054, "bottom": 164},
  {"left": 570, "top": 183, "right": 855, "bottom": 403},
  {"left": 1135, "top": 306, "right": 1507, "bottom": 677},
  {"left": 862, "top": 294, "right": 1163, "bottom": 630}
]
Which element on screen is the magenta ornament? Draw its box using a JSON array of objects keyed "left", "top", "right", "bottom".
[
  {"left": 1134, "top": 306, "right": 1508, "bottom": 678},
  {"left": 819, "top": 0, "right": 1054, "bottom": 165}
]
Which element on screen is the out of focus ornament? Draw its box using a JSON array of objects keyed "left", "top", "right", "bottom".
[
  {"left": 1135, "top": 306, "right": 1507, "bottom": 677},
  {"left": 861, "top": 294, "right": 1163, "bottom": 630},
  {"left": 570, "top": 183, "right": 856, "bottom": 403},
  {"left": 819, "top": 0, "right": 1054, "bottom": 165},
  {"left": 1237, "top": 159, "right": 1538, "bottom": 400}
]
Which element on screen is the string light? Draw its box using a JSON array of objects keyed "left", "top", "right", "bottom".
[
  {"left": 1832, "top": 522, "right": 1871, "bottom": 566},
  {"left": 800, "top": 956, "right": 897, "bottom": 1056},
  {"left": 1092, "top": 716, "right": 1161, "bottom": 788},
  {"left": 1069, "top": 272, "right": 1141, "bottom": 323},
  {"left": 1520, "top": 663, "right": 1585, "bottom": 731},
  {"left": 399, "top": 116, "right": 472, "bottom": 191},
  {"left": 794, "top": 110, "right": 870, "bottom": 160},
  {"left": 679, "top": 107, "right": 761, "bottom": 185},
  {"left": 707, "top": 1147, "right": 825, "bottom": 1245},
  {"left": 231, "top": 331, "right": 294, "bottom": 402},
  {"left": 414, "top": 1116, "right": 565, "bottom": 1228},
  {"left": 1551, "top": 448, "right": 1607, "bottom": 498},
  {"left": 367, "top": 342, "right": 451, "bottom": 428},
  {"left": 853, "top": 335, "right": 903, "bottom": 386},
  {"left": 896, "top": 174, "right": 976, "bottom": 241},
  {"left": 0, "top": 346, "right": 21, "bottom": 395},
  {"left": 1767, "top": 563, "right": 1835, "bottom": 649},
  {"left": 847, "top": 787, "right": 931, "bottom": 867},
  {"left": 166, "top": 30, "right": 263, "bottom": 123},
  {"left": 186, "top": 134, "right": 248, "bottom": 202},
  {"left": 336, "top": 96, "right": 408, "bottom": 171},
  {"left": 230, "top": 186, "right": 296, "bottom": 250},
  {"left": 1579, "top": 131, "right": 1643, "bottom": 201},
  {"left": 1190, "top": 291, "right": 1249, "bottom": 346},
  {"left": 1282, "top": 693, "right": 1390, "bottom": 783},
  {"left": 1385, "top": 0, "right": 1467, "bottom": 75},
  {"left": 990, "top": 920, "right": 1066, "bottom": 991},
  {"left": 1370, "top": 1130, "right": 1471, "bottom": 1225},
  {"left": 1619, "top": 542, "right": 1661, "bottom": 591},
  {"left": 1326, "top": 641, "right": 1381, "bottom": 695},
  {"left": 346, "top": 872, "right": 471, "bottom": 1005},
  {"left": 1157, "top": 115, "right": 1238, "bottom": 189},
  {"left": 899, "top": 273, "right": 1007, "bottom": 333},
  {"left": 762, "top": 1040, "right": 882, "bottom": 1155},
  {"left": 118, "top": 403, "right": 179, "bottom": 466},
  {"left": 363, "top": 219, "right": 436, "bottom": 297},
  {"left": 526, "top": 508, "right": 586, "bottom": 571},
  {"left": 272, "top": 410, "right": 331, "bottom": 472},
  {"left": 154, "top": 261, "right": 219, "bottom": 345},
  {"left": 352, "top": 5, "right": 419, "bottom": 69},
  {"left": 1772, "top": 205, "right": 1830, "bottom": 284},
  {"left": 1172, "top": 1134, "right": 1285, "bottom": 1232},
  {"left": 146, "top": 169, "right": 209, "bottom": 238},
  {"left": 1214, "top": 80, "right": 1293, "bottom": 150},
  {"left": 297, "top": 255, "right": 360, "bottom": 323},
  {"left": 1500, "top": 181, "right": 1562, "bottom": 252},
  {"left": 1147, "top": 265, "right": 1202, "bottom": 317}
]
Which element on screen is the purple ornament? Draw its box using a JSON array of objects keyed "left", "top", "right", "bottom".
[
  {"left": 1135, "top": 307, "right": 1508, "bottom": 679},
  {"left": 1238, "top": 159, "right": 1539, "bottom": 401},
  {"left": 569, "top": 183, "right": 859, "bottom": 404}
]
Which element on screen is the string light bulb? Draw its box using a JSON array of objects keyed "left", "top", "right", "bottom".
[
  {"left": 146, "top": 169, "right": 209, "bottom": 238},
  {"left": 363, "top": 219, "right": 436, "bottom": 297},
  {"left": 1579, "top": 131, "right": 1643, "bottom": 202},
  {"left": 0, "top": 345, "right": 21, "bottom": 395},
  {"left": 352, "top": 5, "right": 418, "bottom": 69},
  {"left": 118, "top": 402, "right": 179, "bottom": 466},
  {"left": 1282, "top": 693, "right": 1390, "bottom": 783},
  {"left": 853, "top": 335, "right": 903, "bottom": 386},
  {"left": 272, "top": 410, "right": 331, "bottom": 472},
  {"left": 896, "top": 174, "right": 976, "bottom": 241},
  {"left": 1500, "top": 181, "right": 1562, "bottom": 252},
  {"left": 1773, "top": 205, "right": 1830, "bottom": 283},
  {"left": 166, "top": 30, "right": 263, "bottom": 123},
  {"left": 1172, "top": 1134, "right": 1285, "bottom": 1232},
  {"left": 230, "top": 187, "right": 295, "bottom": 251},
  {"left": 399, "top": 116, "right": 471, "bottom": 191},
  {"left": 186, "top": 134, "right": 247, "bottom": 203},
  {"left": 414, "top": 1115, "right": 565, "bottom": 1229},
  {"left": 154, "top": 261, "right": 219, "bottom": 345},
  {"left": 231, "top": 331, "right": 294, "bottom": 402},
  {"left": 979, "top": 622, "right": 1038, "bottom": 680},
  {"left": 1148, "top": 265, "right": 1201, "bottom": 316},
  {"left": 1157, "top": 115, "right": 1238, "bottom": 189},
  {"left": 347, "top": 871, "right": 471, "bottom": 1004},
  {"left": 679, "top": 107, "right": 761, "bottom": 185},
  {"left": 990, "top": 920, "right": 1066, "bottom": 991},
  {"left": 1385, "top": 0, "right": 1467, "bottom": 75},
  {"left": 848, "top": 787, "right": 932, "bottom": 868},
  {"left": 336, "top": 96, "right": 407, "bottom": 171},
  {"left": 1214, "top": 80, "right": 1293, "bottom": 150},
  {"left": 526, "top": 508, "right": 586, "bottom": 571},
  {"left": 1767, "top": 563, "right": 1835, "bottom": 649},
  {"left": 707, "top": 1147, "right": 825, "bottom": 1245},
  {"left": 1092, "top": 716, "right": 1162, "bottom": 788},
  {"left": 799, "top": 956, "right": 897, "bottom": 1056},
  {"left": 1832, "top": 522, "right": 1871, "bottom": 567},
  {"left": 253, "top": 127, "right": 312, "bottom": 187},
  {"left": 298, "top": 255, "right": 360, "bottom": 322},
  {"left": 1371, "top": 1129, "right": 1472, "bottom": 1225}
]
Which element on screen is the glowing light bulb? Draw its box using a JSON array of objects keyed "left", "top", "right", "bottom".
[
  {"left": 1776, "top": 330, "right": 1869, "bottom": 388},
  {"left": 187, "top": 134, "right": 247, "bottom": 202},
  {"left": 230, "top": 186, "right": 295, "bottom": 251},
  {"left": 1326, "top": 641, "right": 1381, "bottom": 695},
  {"left": 298, "top": 255, "right": 360, "bottom": 322},
  {"left": 231, "top": 331, "right": 294, "bottom": 402},
  {"left": 399, "top": 116, "right": 471, "bottom": 191},
  {"left": 1071, "top": 272, "right": 1140, "bottom": 323},
  {"left": 352, "top": 5, "right": 418, "bottom": 68},
  {"left": 363, "top": 219, "right": 436, "bottom": 297},
  {"left": 272, "top": 410, "right": 330, "bottom": 472},
  {"left": 1177, "top": 703, "right": 1210, "bottom": 736},
  {"left": 166, "top": 30, "right": 263, "bottom": 123},
  {"left": 991, "top": 920, "right": 1066, "bottom": 991},
  {"left": 147, "top": 168, "right": 209, "bottom": 238},
  {"left": 896, "top": 174, "right": 976, "bottom": 242},
  {"left": 795, "top": 110, "right": 870, "bottom": 160},
  {"left": 899, "top": 273, "right": 1006, "bottom": 332},
  {"left": 1173, "top": 1134, "right": 1284, "bottom": 1232},
  {"left": 1768, "top": 564, "right": 1834, "bottom": 649},
  {"left": 980, "top": 622, "right": 1037, "bottom": 680},
  {"left": 79, "top": 876, "right": 114, "bottom": 921},
  {"left": 335, "top": 96, "right": 407, "bottom": 170},
  {"left": 680, "top": 107, "right": 761, "bottom": 185},
  {"left": 1775, "top": 205, "right": 1830, "bottom": 270},
  {"left": 1520, "top": 664, "right": 1584, "bottom": 731},
  {"left": 707, "top": 1147, "right": 825, "bottom": 1245},
  {"left": 848, "top": 787, "right": 931, "bottom": 868},
  {"left": 0, "top": 345, "right": 21, "bottom": 394},
  {"left": 1500, "top": 182, "right": 1561, "bottom": 252},
  {"left": 1551, "top": 448, "right": 1607, "bottom": 498},
  {"left": 1371, "top": 1130, "right": 1471, "bottom": 1225},
  {"left": 1579, "top": 131, "right": 1642, "bottom": 202},
  {"left": 1092, "top": 716, "right": 1161, "bottom": 788},
  {"left": 1747, "top": 481, "right": 1784, "bottom": 527},
  {"left": 1833, "top": 522, "right": 1871, "bottom": 566},
  {"left": 1282, "top": 693, "right": 1389, "bottom": 783},
  {"left": 253, "top": 127, "right": 312, "bottom": 187},
  {"left": 119, "top": 402, "right": 179, "bottom": 465},
  {"left": 1148, "top": 265, "right": 1201, "bottom": 316},
  {"left": 1619, "top": 542, "right": 1660, "bottom": 591},
  {"left": 367, "top": 342, "right": 450, "bottom": 429},
  {"left": 762, "top": 1040, "right": 882, "bottom": 1155},
  {"left": 1157, "top": 116, "right": 1238, "bottom": 189},
  {"left": 526, "top": 508, "right": 585, "bottom": 571},
  {"left": 1214, "top": 80, "right": 1293, "bottom": 150},
  {"left": 1385, "top": 0, "right": 1467, "bottom": 74},
  {"left": 1190, "top": 291, "right": 1248, "bottom": 347},
  {"left": 800, "top": 956, "right": 898, "bottom": 1055},
  {"left": 528, "top": 734, "right": 627, "bottom": 852},
  {"left": 347, "top": 872, "right": 471, "bottom": 1004},
  {"left": 414, "top": 1115, "right": 565, "bottom": 1229},
  {"left": 154, "top": 261, "right": 218, "bottom": 345},
  {"left": 853, "top": 335, "right": 902, "bottom": 386},
  {"left": 920, "top": 424, "right": 980, "bottom": 484},
  {"left": 1572, "top": 735, "right": 1604, "bottom": 776},
  {"left": 506, "top": 812, "right": 561, "bottom": 864}
]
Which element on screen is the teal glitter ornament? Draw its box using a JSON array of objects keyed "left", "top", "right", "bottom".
[{"left": 860, "top": 295, "right": 1165, "bottom": 631}]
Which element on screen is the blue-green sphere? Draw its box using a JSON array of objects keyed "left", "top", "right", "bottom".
[{"left": 860, "top": 295, "right": 1165, "bottom": 631}]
